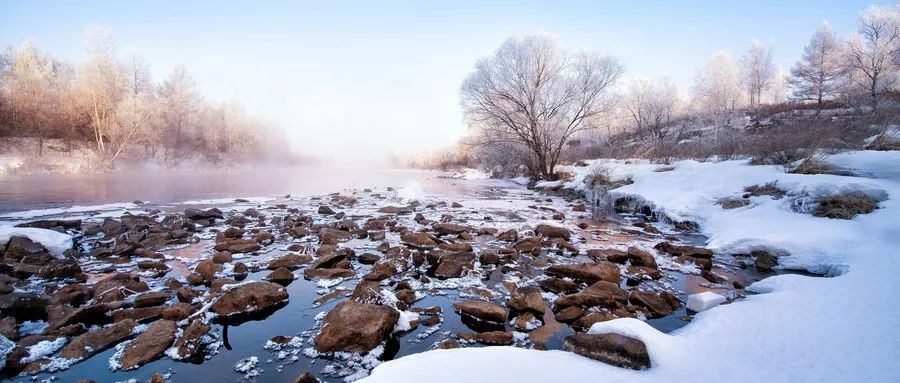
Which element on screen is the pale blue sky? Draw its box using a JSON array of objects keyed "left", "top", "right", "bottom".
[{"left": 0, "top": 1, "right": 887, "bottom": 162}]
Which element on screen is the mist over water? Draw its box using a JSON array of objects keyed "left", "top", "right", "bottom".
[{"left": 0, "top": 165, "right": 446, "bottom": 213}]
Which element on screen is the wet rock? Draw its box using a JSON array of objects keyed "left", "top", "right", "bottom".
[
  {"left": 538, "top": 277, "right": 581, "bottom": 294},
  {"left": 314, "top": 300, "right": 399, "bottom": 353},
  {"left": 460, "top": 330, "right": 513, "bottom": 345},
  {"left": 317, "top": 205, "right": 336, "bottom": 215},
  {"left": 535, "top": 224, "right": 571, "bottom": 240},
  {"left": 358, "top": 253, "right": 380, "bottom": 265},
  {"left": 700, "top": 270, "right": 727, "bottom": 284},
  {"left": 137, "top": 261, "right": 169, "bottom": 273},
  {"left": 161, "top": 302, "right": 196, "bottom": 321},
  {"left": 113, "top": 306, "right": 164, "bottom": 322},
  {"left": 305, "top": 268, "right": 356, "bottom": 279},
  {"left": 508, "top": 286, "right": 545, "bottom": 315},
  {"left": 92, "top": 273, "right": 150, "bottom": 302},
  {"left": 400, "top": 231, "right": 439, "bottom": 249},
  {"left": 452, "top": 300, "right": 507, "bottom": 323},
  {"left": 60, "top": 318, "right": 137, "bottom": 360},
  {"left": 545, "top": 262, "right": 620, "bottom": 284},
  {"left": 497, "top": 229, "right": 518, "bottom": 242},
  {"left": 318, "top": 228, "right": 352, "bottom": 245},
  {"left": 133, "top": 291, "right": 171, "bottom": 308},
  {"left": 377, "top": 206, "right": 413, "bottom": 215},
  {"left": 172, "top": 319, "right": 210, "bottom": 360},
  {"left": 437, "top": 242, "right": 473, "bottom": 252},
  {"left": 211, "top": 252, "right": 233, "bottom": 264},
  {"left": 435, "top": 339, "right": 460, "bottom": 349},
  {"left": 479, "top": 250, "right": 500, "bottom": 265},
  {"left": 211, "top": 281, "right": 289, "bottom": 316},
  {"left": 51, "top": 284, "right": 92, "bottom": 306},
  {"left": 184, "top": 208, "right": 223, "bottom": 221},
  {"left": 194, "top": 260, "right": 223, "bottom": 283},
  {"left": 554, "top": 306, "right": 584, "bottom": 322},
  {"left": 434, "top": 252, "right": 476, "bottom": 279},
  {"left": 654, "top": 242, "right": 713, "bottom": 258},
  {"left": 15, "top": 219, "right": 82, "bottom": 230},
  {"left": 628, "top": 290, "right": 681, "bottom": 318},
  {"left": 675, "top": 255, "right": 712, "bottom": 271},
  {"left": 47, "top": 302, "right": 111, "bottom": 331},
  {"left": 176, "top": 287, "right": 198, "bottom": 303},
  {"left": 294, "top": 372, "right": 320, "bottom": 383},
  {"left": 563, "top": 332, "right": 651, "bottom": 370},
  {"left": 222, "top": 227, "right": 244, "bottom": 239},
  {"left": 573, "top": 312, "right": 616, "bottom": 329},
  {"left": 433, "top": 223, "right": 470, "bottom": 236},
  {"left": 0, "top": 316, "right": 17, "bottom": 339},
  {"left": 0, "top": 292, "right": 48, "bottom": 322},
  {"left": 120, "top": 319, "right": 177, "bottom": 370},
  {"left": 267, "top": 267, "right": 295, "bottom": 285},
  {"left": 513, "top": 237, "right": 543, "bottom": 252},
  {"left": 267, "top": 253, "right": 313, "bottom": 270}
]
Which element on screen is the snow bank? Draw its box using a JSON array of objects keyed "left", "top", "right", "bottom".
[
  {"left": 686, "top": 291, "right": 726, "bottom": 312},
  {"left": 396, "top": 181, "right": 425, "bottom": 204},
  {"left": 0, "top": 202, "right": 138, "bottom": 220},
  {"left": 363, "top": 150, "right": 900, "bottom": 383},
  {"left": 0, "top": 226, "right": 73, "bottom": 257},
  {"left": 445, "top": 168, "right": 491, "bottom": 180}
]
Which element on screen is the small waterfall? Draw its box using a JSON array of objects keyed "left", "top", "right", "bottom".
[{"left": 588, "top": 187, "right": 618, "bottom": 220}]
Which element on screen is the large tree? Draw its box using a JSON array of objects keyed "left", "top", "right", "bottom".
[
  {"left": 460, "top": 34, "right": 622, "bottom": 180},
  {"left": 740, "top": 40, "right": 776, "bottom": 111},
  {"left": 789, "top": 22, "right": 846, "bottom": 110},
  {"left": 845, "top": 5, "right": 900, "bottom": 111},
  {"left": 624, "top": 77, "right": 680, "bottom": 141},
  {"left": 691, "top": 50, "right": 745, "bottom": 124}
]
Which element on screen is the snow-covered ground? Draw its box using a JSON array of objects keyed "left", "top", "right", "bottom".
[{"left": 364, "top": 150, "right": 900, "bottom": 382}]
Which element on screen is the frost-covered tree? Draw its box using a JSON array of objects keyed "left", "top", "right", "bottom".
[
  {"left": 77, "top": 26, "right": 124, "bottom": 155},
  {"left": 789, "top": 22, "right": 846, "bottom": 109},
  {"left": 157, "top": 65, "right": 200, "bottom": 165},
  {"left": 8, "top": 43, "right": 60, "bottom": 156},
  {"left": 740, "top": 40, "right": 776, "bottom": 110},
  {"left": 624, "top": 77, "right": 680, "bottom": 141},
  {"left": 460, "top": 34, "right": 623, "bottom": 180},
  {"left": 845, "top": 5, "right": 900, "bottom": 110},
  {"left": 108, "top": 55, "right": 154, "bottom": 166},
  {"left": 691, "top": 51, "right": 745, "bottom": 123}
]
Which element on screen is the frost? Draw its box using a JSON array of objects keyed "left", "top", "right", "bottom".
[{"left": 22, "top": 337, "right": 67, "bottom": 363}]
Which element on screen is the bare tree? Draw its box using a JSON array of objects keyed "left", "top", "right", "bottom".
[
  {"left": 691, "top": 50, "right": 745, "bottom": 124},
  {"left": 789, "top": 22, "right": 846, "bottom": 110},
  {"left": 8, "top": 43, "right": 59, "bottom": 156},
  {"left": 108, "top": 55, "right": 153, "bottom": 166},
  {"left": 157, "top": 64, "right": 200, "bottom": 166},
  {"left": 624, "top": 77, "right": 679, "bottom": 141},
  {"left": 460, "top": 34, "right": 622, "bottom": 180},
  {"left": 740, "top": 40, "right": 776, "bottom": 111},
  {"left": 78, "top": 26, "right": 123, "bottom": 156},
  {"left": 845, "top": 5, "right": 900, "bottom": 111}
]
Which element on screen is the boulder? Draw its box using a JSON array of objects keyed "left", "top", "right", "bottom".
[
  {"left": 60, "top": 318, "right": 137, "bottom": 360},
  {"left": 92, "top": 273, "right": 149, "bottom": 302},
  {"left": 545, "top": 262, "right": 620, "bottom": 284},
  {"left": 535, "top": 224, "right": 571, "bottom": 240},
  {"left": 211, "top": 282, "right": 289, "bottom": 316},
  {"left": 452, "top": 300, "right": 507, "bottom": 323},
  {"left": 434, "top": 252, "right": 476, "bottom": 279},
  {"left": 513, "top": 237, "right": 543, "bottom": 252},
  {"left": 628, "top": 290, "right": 681, "bottom": 318},
  {"left": 268, "top": 254, "right": 313, "bottom": 270},
  {"left": 508, "top": 286, "right": 545, "bottom": 315},
  {"left": 538, "top": 278, "right": 581, "bottom": 294},
  {"left": 497, "top": 229, "right": 518, "bottom": 242},
  {"left": 400, "top": 231, "right": 439, "bottom": 249},
  {"left": 120, "top": 319, "right": 177, "bottom": 370},
  {"left": 171, "top": 319, "right": 210, "bottom": 359},
  {"left": 563, "top": 333, "right": 651, "bottom": 370},
  {"left": 433, "top": 223, "right": 470, "bottom": 236},
  {"left": 313, "top": 300, "right": 399, "bottom": 353},
  {"left": 133, "top": 291, "right": 171, "bottom": 308},
  {"left": 267, "top": 267, "right": 296, "bottom": 285}
]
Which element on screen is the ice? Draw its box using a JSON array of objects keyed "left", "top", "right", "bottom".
[
  {"left": 0, "top": 335, "right": 14, "bottom": 369},
  {"left": 0, "top": 226, "right": 73, "bottom": 257},
  {"left": 0, "top": 202, "right": 139, "bottom": 219},
  {"left": 396, "top": 181, "right": 425, "bottom": 204},
  {"left": 686, "top": 291, "right": 726, "bottom": 312}
]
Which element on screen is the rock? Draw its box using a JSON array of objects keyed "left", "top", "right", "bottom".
[
  {"left": 184, "top": 208, "right": 223, "bottom": 221},
  {"left": 172, "top": 319, "right": 210, "bottom": 359},
  {"left": 194, "top": 260, "right": 223, "bottom": 283},
  {"left": 133, "top": 291, "right": 171, "bottom": 308},
  {"left": 754, "top": 250, "right": 777, "bottom": 271},
  {"left": 0, "top": 316, "right": 17, "bottom": 339},
  {"left": 377, "top": 206, "right": 413, "bottom": 215},
  {"left": 211, "top": 282, "right": 289, "bottom": 316},
  {"left": 294, "top": 372, "right": 320, "bottom": 383},
  {"left": 479, "top": 250, "right": 500, "bottom": 265},
  {"left": 318, "top": 228, "right": 352, "bottom": 245},
  {"left": 15, "top": 219, "right": 82, "bottom": 230},
  {"left": 460, "top": 330, "right": 513, "bottom": 345},
  {"left": 267, "top": 267, "right": 295, "bottom": 285},
  {"left": 91, "top": 273, "right": 150, "bottom": 302},
  {"left": 512, "top": 312, "right": 542, "bottom": 331},
  {"left": 563, "top": 332, "right": 651, "bottom": 370},
  {"left": 625, "top": 247, "right": 658, "bottom": 268},
  {"left": 317, "top": 205, "right": 336, "bottom": 215},
  {"left": 435, "top": 339, "right": 460, "bottom": 349},
  {"left": 400, "top": 231, "right": 439, "bottom": 248},
  {"left": 222, "top": 227, "right": 243, "bottom": 239},
  {"left": 60, "top": 318, "right": 137, "bottom": 360},
  {"left": 51, "top": 283, "right": 92, "bottom": 306},
  {"left": 535, "top": 224, "right": 571, "bottom": 240},
  {"left": 654, "top": 242, "right": 713, "bottom": 258},
  {"left": 628, "top": 290, "right": 681, "bottom": 318},
  {"left": 545, "top": 262, "right": 620, "bottom": 284},
  {"left": 554, "top": 306, "right": 584, "bottom": 322},
  {"left": 176, "top": 287, "right": 198, "bottom": 303},
  {"left": 211, "top": 252, "right": 233, "bottom": 264},
  {"left": 358, "top": 253, "right": 380, "bottom": 265},
  {"left": 513, "top": 237, "right": 543, "bottom": 252},
  {"left": 508, "top": 286, "right": 545, "bottom": 315},
  {"left": 573, "top": 312, "right": 616, "bottom": 329},
  {"left": 538, "top": 278, "right": 581, "bottom": 294},
  {"left": 497, "top": 229, "right": 518, "bottom": 242},
  {"left": 161, "top": 302, "right": 195, "bottom": 321},
  {"left": 113, "top": 306, "right": 164, "bottom": 322},
  {"left": 120, "top": 319, "right": 177, "bottom": 370},
  {"left": 452, "top": 300, "right": 507, "bottom": 323},
  {"left": 433, "top": 223, "right": 470, "bottom": 236},
  {"left": 314, "top": 300, "right": 399, "bottom": 353},
  {"left": 434, "top": 252, "right": 476, "bottom": 278},
  {"left": 437, "top": 242, "right": 473, "bottom": 252},
  {"left": 304, "top": 268, "right": 356, "bottom": 279},
  {"left": 268, "top": 254, "right": 312, "bottom": 270},
  {"left": 150, "top": 373, "right": 165, "bottom": 383}
]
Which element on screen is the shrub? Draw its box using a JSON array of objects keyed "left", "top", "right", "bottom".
[{"left": 813, "top": 191, "right": 878, "bottom": 219}]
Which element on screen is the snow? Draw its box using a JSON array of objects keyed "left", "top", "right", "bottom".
[
  {"left": 21, "top": 337, "right": 68, "bottom": 363},
  {"left": 0, "top": 202, "right": 138, "bottom": 219},
  {"left": 179, "top": 196, "right": 274, "bottom": 205},
  {"left": 0, "top": 226, "right": 73, "bottom": 257},
  {"left": 0, "top": 335, "right": 14, "bottom": 369},
  {"left": 686, "top": 291, "right": 727, "bottom": 312},
  {"left": 445, "top": 168, "right": 491, "bottom": 180},
  {"left": 396, "top": 181, "right": 425, "bottom": 204},
  {"left": 363, "top": 150, "right": 900, "bottom": 383}
]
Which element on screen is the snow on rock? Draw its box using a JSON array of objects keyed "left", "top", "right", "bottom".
[
  {"left": 0, "top": 202, "right": 138, "bottom": 219},
  {"left": 0, "top": 335, "right": 14, "bottom": 369},
  {"left": 0, "top": 226, "right": 73, "bottom": 257},
  {"left": 21, "top": 337, "right": 68, "bottom": 363},
  {"left": 686, "top": 291, "right": 727, "bottom": 312},
  {"left": 362, "top": 150, "right": 900, "bottom": 383},
  {"left": 396, "top": 181, "right": 425, "bottom": 204}
]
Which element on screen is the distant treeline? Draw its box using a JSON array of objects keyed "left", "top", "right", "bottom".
[{"left": 0, "top": 27, "right": 294, "bottom": 169}]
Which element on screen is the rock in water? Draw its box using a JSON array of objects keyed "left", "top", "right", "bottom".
[
  {"left": 211, "top": 281, "right": 289, "bottom": 316},
  {"left": 563, "top": 333, "right": 651, "bottom": 370},
  {"left": 172, "top": 319, "right": 211, "bottom": 359},
  {"left": 545, "top": 262, "right": 620, "bottom": 284},
  {"left": 121, "top": 319, "right": 177, "bottom": 370},
  {"left": 452, "top": 300, "right": 508, "bottom": 323},
  {"left": 60, "top": 319, "right": 137, "bottom": 360},
  {"left": 314, "top": 300, "right": 399, "bottom": 353}
]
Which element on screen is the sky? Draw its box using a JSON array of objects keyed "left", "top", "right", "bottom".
[{"left": 0, "top": 0, "right": 890, "bottom": 164}]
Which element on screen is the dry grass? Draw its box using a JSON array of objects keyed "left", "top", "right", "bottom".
[
  {"left": 716, "top": 198, "right": 750, "bottom": 209},
  {"left": 813, "top": 191, "right": 878, "bottom": 219},
  {"left": 744, "top": 182, "right": 786, "bottom": 199}
]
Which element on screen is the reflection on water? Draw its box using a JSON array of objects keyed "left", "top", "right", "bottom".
[{"left": 0, "top": 166, "right": 455, "bottom": 213}]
